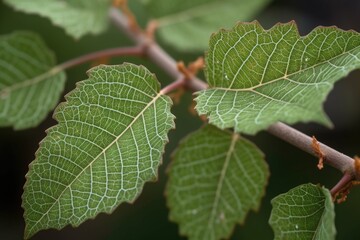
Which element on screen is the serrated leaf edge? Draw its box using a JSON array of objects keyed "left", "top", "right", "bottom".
[
  {"left": 22, "top": 63, "right": 175, "bottom": 238},
  {"left": 165, "top": 124, "right": 269, "bottom": 239},
  {"left": 269, "top": 183, "right": 336, "bottom": 240}
]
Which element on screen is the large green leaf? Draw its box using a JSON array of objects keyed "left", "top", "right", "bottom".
[
  {"left": 23, "top": 64, "right": 175, "bottom": 239},
  {"left": 269, "top": 183, "right": 335, "bottom": 240},
  {"left": 195, "top": 22, "right": 360, "bottom": 134},
  {"left": 166, "top": 125, "right": 269, "bottom": 240},
  {"left": 0, "top": 31, "right": 65, "bottom": 129},
  {"left": 4, "top": 0, "right": 112, "bottom": 39},
  {"left": 135, "top": 0, "right": 270, "bottom": 51}
]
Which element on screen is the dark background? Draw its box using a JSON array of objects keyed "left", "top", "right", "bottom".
[{"left": 1, "top": 0, "right": 360, "bottom": 239}]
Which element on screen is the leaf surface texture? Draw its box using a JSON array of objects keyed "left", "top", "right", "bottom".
[
  {"left": 166, "top": 125, "right": 269, "bottom": 240},
  {"left": 5, "top": 0, "right": 111, "bottom": 39},
  {"left": 23, "top": 64, "right": 175, "bottom": 238},
  {"left": 196, "top": 22, "right": 360, "bottom": 134},
  {"left": 0, "top": 31, "right": 65, "bottom": 129},
  {"left": 269, "top": 183, "right": 335, "bottom": 240},
  {"left": 135, "top": 0, "right": 269, "bottom": 51}
]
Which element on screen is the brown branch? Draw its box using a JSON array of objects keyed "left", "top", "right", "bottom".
[
  {"left": 108, "top": 7, "right": 357, "bottom": 185},
  {"left": 267, "top": 122, "right": 355, "bottom": 175},
  {"left": 109, "top": 7, "right": 208, "bottom": 92}
]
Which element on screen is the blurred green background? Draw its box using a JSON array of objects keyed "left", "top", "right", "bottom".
[{"left": 1, "top": 0, "right": 360, "bottom": 239}]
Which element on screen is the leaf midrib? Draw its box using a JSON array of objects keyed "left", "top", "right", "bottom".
[
  {"left": 206, "top": 132, "right": 239, "bottom": 237},
  {"left": 209, "top": 40, "right": 360, "bottom": 91},
  {"left": 0, "top": 66, "right": 62, "bottom": 96},
  {"left": 27, "top": 91, "right": 163, "bottom": 235}
]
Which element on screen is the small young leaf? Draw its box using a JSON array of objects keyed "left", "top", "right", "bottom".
[
  {"left": 196, "top": 22, "right": 360, "bottom": 134},
  {"left": 4, "top": 0, "right": 112, "bottom": 39},
  {"left": 166, "top": 125, "right": 269, "bottom": 240},
  {"left": 269, "top": 183, "right": 335, "bottom": 240},
  {"left": 22, "top": 64, "right": 175, "bottom": 239},
  {"left": 0, "top": 31, "right": 65, "bottom": 129},
  {"left": 136, "top": 0, "right": 270, "bottom": 51}
]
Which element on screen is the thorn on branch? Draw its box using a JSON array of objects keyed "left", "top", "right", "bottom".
[{"left": 312, "top": 136, "right": 325, "bottom": 170}]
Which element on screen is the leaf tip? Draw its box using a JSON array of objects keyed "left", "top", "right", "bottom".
[{"left": 23, "top": 225, "right": 35, "bottom": 240}]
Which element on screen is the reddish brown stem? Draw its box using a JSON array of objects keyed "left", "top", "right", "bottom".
[
  {"left": 330, "top": 172, "right": 354, "bottom": 197},
  {"left": 59, "top": 46, "right": 144, "bottom": 70},
  {"left": 160, "top": 77, "right": 186, "bottom": 95},
  {"left": 0, "top": 46, "right": 144, "bottom": 96}
]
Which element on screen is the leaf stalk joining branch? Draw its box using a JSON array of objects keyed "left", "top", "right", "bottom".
[{"left": 108, "top": 6, "right": 357, "bottom": 197}]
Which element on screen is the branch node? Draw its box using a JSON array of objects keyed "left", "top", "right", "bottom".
[
  {"left": 332, "top": 157, "right": 360, "bottom": 203},
  {"left": 177, "top": 61, "right": 192, "bottom": 79},
  {"left": 334, "top": 180, "right": 360, "bottom": 204},
  {"left": 312, "top": 136, "right": 325, "bottom": 170},
  {"left": 177, "top": 57, "right": 205, "bottom": 82},
  {"left": 330, "top": 172, "right": 355, "bottom": 203}
]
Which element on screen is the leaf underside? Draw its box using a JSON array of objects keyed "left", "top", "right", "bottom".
[
  {"left": 269, "top": 183, "right": 335, "bottom": 240},
  {"left": 0, "top": 31, "right": 65, "bottom": 129},
  {"left": 196, "top": 21, "right": 360, "bottom": 134},
  {"left": 4, "top": 0, "right": 112, "bottom": 39},
  {"left": 22, "top": 64, "right": 175, "bottom": 239},
  {"left": 135, "top": 0, "right": 270, "bottom": 51},
  {"left": 166, "top": 125, "right": 269, "bottom": 240}
]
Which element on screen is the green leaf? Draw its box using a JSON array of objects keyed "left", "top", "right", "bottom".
[
  {"left": 195, "top": 21, "right": 360, "bottom": 134},
  {"left": 166, "top": 125, "right": 269, "bottom": 240},
  {"left": 0, "top": 31, "right": 65, "bottom": 129},
  {"left": 22, "top": 64, "right": 175, "bottom": 239},
  {"left": 269, "top": 183, "right": 335, "bottom": 240},
  {"left": 136, "top": 0, "right": 270, "bottom": 51},
  {"left": 4, "top": 0, "right": 112, "bottom": 39}
]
